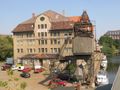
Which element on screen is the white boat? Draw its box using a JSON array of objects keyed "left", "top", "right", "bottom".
[
  {"left": 101, "top": 55, "right": 108, "bottom": 70},
  {"left": 96, "top": 70, "right": 109, "bottom": 86}
]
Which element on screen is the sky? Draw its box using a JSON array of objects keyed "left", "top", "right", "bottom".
[{"left": 0, "top": 0, "right": 120, "bottom": 39}]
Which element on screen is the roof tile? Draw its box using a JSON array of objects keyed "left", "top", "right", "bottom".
[
  {"left": 68, "top": 16, "right": 81, "bottom": 22},
  {"left": 50, "top": 21, "right": 74, "bottom": 30},
  {"left": 12, "top": 24, "right": 34, "bottom": 33}
]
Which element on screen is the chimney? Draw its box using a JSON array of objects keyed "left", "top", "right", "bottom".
[
  {"left": 32, "top": 13, "right": 35, "bottom": 18},
  {"left": 62, "top": 10, "right": 65, "bottom": 16}
]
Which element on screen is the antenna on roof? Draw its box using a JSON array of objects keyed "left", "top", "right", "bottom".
[{"left": 62, "top": 10, "right": 65, "bottom": 16}]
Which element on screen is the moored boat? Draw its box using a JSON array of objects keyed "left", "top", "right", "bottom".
[
  {"left": 101, "top": 55, "right": 108, "bottom": 70},
  {"left": 95, "top": 70, "right": 109, "bottom": 86}
]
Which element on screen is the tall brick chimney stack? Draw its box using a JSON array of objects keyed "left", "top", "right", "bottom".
[{"left": 32, "top": 13, "right": 35, "bottom": 18}]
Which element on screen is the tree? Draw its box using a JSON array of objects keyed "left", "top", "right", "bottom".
[
  {"left": 0, "top": 35, "right": 13, "bottom": 61},
  {"left": 66, "top": 63, "right": 76, "bottom": 75},
  {"left": 99, "top": 36, "right": 113, "bottom": 47},
  {"left": 99, "top": 36, "right": 118, "bottom": 57},
  {"left": 113, "top": 40, "right": 120, "bottom": 54}
]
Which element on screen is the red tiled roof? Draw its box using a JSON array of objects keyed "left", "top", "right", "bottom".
[
  {"left": 43, "top": 10, "right": 69, "bottom": 22},
  {"left": 68, "top": 16, "right": 81, "bottom": 22},
  {"left": 21, "top": 17, "right": 37, "bottom": 24},
  {"left": 50, "top": 21, "right": 74, "bottom": 30},
  {"left": 21, "top": 54, "right": 58, "bottom": 59},
  {"left": 12, "top": 10, "right": 92, "bottom": 33},
  {"left": 12, "top": 24, "right": 34, "bottom": 33}
]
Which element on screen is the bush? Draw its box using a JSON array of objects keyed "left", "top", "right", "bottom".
[{"left": 20, "top": 82, "right": 27, "bottom": 90}]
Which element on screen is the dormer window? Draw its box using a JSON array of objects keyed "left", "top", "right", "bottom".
[{"left": 40, "top": 17, "right": 45, "bottom": 21}]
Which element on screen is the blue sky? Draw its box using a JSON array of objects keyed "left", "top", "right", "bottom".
[{"left": 0, "top": 0, "right": 120, "bottom": 38}]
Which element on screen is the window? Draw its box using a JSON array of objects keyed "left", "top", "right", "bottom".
[
  {"left": 64, "top": 39, "right": 68, "bottom": 44},
  {"left": 41, "top": 48, "right": 44, "bottom": 53},
  {"left": 45, "top": 32, "right": 47, "bottom": 37},
  {"left": 30, "top": 49, "right": 32, "bottom": 53},
  {"left": 54, "top": 39, "right": 57, "bottom": 44},
  {"left": 45, "top": 24, "right": 47, "bottom": 29},
  {"left": 40, "top": 40, "right": 47, "bottom": 45},
  {"left": 69, "top": 32, "right": 72, "bottom": 36},
  {"left": 58, "top": 40, "right": 60, "bottom": 44},
  {"left": 69, "top": 39, "right": 72, "bottom": 44},
  {"left": 64, "top": 33, "right": 68, "bottom": 36},
  {"left": 33, "top": 49, "right": 36, "bottom": 53},
  {"left": 17, "top": 48, "right": 24, "bottom": 53},
  {"left": 58, "top": 48, "right": 60, "bottom": 53},
  {"left": 54, "top": 32, "right": 57, "bottom": 36},
  {"left": 38, "top": 25, "right": 40, "bottom": 29},
  {"left": 17, "top": 49, "right": 20, "bottom": 53},
  {"left": 45, "top": 40, "right": 47, "bottom": 44},
  {"left": 41, "top": 24, "right": 44, "bottom": 29},
  {"left": 53, "top": 32, "right": 60, "bottom": 36},
  {"left": 41, "top": 32, "right": 44, "bottom": 37},
  {"left": 51, "top": 48, "right": 53, "bottom": 53},
  {"left": 40, "top": 17, "right": 45, "bottom": 21},
  {"left": 54, "top": 48, "right": 57, "bottom": 53},
  {"left": 45, "top": 48, "right": 47, "bottom": 53},
  {"left": 38, "top": 33, "right": 40, "bottom": 37},
  {"left": 41, "top": 40, "right": 44, "bottom": 44},
  {"left": 38, "top": 48, "right": 40, "bottom": 53},
  {"left": 38, "top": 40, "right": 40, "bottom": 45},
  {"left": 27, "top": 33, "right": 33, "bottom": 38}
]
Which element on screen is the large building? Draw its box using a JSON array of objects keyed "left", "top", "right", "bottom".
[
  {"left": 105, "top": 30, "right": 120, "bottom": 40},
  {"left": 12, "top": 10, "right": 93, "bottom": 67}
]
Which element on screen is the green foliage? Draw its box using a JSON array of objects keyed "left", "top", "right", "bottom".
[
  {"left": 99, "top": 36, "right": 113, "bottom": 46},
  {"left": 0, "top": 68, "right": 27, "bottom": 90},
  {"left": 66, "top": 63, "right": 76, "bottom": 75},
  {"left": 0, "top": 81, "right": 8, "bottom": 87},
  {"left": 101, "top": 45, "right": 112, "bottom": 57},
  {"left": 0, "top": 35, "right": 13, "bottom": 61},
  {"left": 99, "top": 36, "right": 120, "bottom": 57},
  {"left": 20, "top": 82, "right": 27, "bottom": 90},
  {"left": 113, "top": 39, "right": 120, "bottom": 49},
  {"left": 7, "top": 69, "right": 14, "bottom": 76},
  {"left": 14, "top": 78, "right": 19, "bottom": 81}
]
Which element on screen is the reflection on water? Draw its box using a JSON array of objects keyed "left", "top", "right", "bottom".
[
  {"left": 108, "top": 71, "right": 116, "bottom": 84},
  {"left": 107, "top": 62, "right": 119, "bottom": 72},
  {"left": 107, "top": 56, "right": 120, "bottom": 84},
  {"left": 96, "top": 56, "right": 120, "bottom": 90},
  {"left": 109, "top": 56, "right": 120, "bottom": 63}
]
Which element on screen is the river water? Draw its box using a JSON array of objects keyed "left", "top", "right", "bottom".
[
  {"left": 95, "top": 56, "right": 120, "bottom": 90},
  {"left": 107, "top": 56, "right": 120, "bottom": 84}
]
